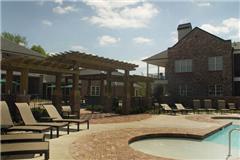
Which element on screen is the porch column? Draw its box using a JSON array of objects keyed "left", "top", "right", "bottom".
[
  {"left": 104, "top": 71, "right": 112, "bottom": 112},
  {"left": 52, "top": 73, "right": 62, "bottom": 112},
  {"left": 157, "top": 66, "right": 160, "bottom": 79},
  {"left": 123, "top": 70, "right": 131, "bottom": 114},
  {"left": 5, "top": 69, "right": 13, "bottom": 95},
  {"left": 145, "top": 81, "right": 152, "bottom": 109},
  {"left": 71, "top": 73, "right": 80, "bottom": 115},
  {"left": 16, "top": 69, "right": 30, "bottom": 102}
]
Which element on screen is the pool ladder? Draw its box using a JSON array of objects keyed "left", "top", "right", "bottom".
[{"left": 226, "top": 128, "right": 240, "bottom": 160}]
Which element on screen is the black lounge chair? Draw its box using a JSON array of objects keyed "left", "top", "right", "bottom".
[
  {"left": 217, "top": 100, "right": 229, "bottom": 114},
  {"left": 0, "top": 101, "right": 52, "bottom": 136},
  {"left": 228, "top": 103, "right": 238, "bottom": 113},
  {"left": 1, "top": 142, "right": 49, "bottom": 160},
  {"left": 15, "top": 103, "right": 69, "bottom": 137},
  {"left": 43, "top": 104, "right": 90, "bottom": 130},
  {"left": 193, "top": 99, "right": 205, "bottom": 113},
  {"left": 204, "top": 99, "right": 216, "bottom": 113}
]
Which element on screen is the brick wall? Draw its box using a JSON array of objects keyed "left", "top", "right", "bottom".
[{"left": 166, "top": 28, "right": 233, "bottom": 104}]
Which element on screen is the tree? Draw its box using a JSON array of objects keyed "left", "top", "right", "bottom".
[
  {"left": 1, "top": 32, "right": 27, "bottom": 46},
  {"left": 31, "top": 45, "right": 48, "bottom": 56}
]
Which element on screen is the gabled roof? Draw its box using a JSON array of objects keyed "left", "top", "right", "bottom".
[
  {"left": 170, "top": 27, "right": 231, "bottom": 49},
  {"left": 142, "top": 50, "right": 168, "bottom": 67},
  {"left": 1, "top": 37, "right": 45, "bottom": 58}
]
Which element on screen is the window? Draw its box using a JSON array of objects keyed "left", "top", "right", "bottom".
[
  {"left": 90, "top": 86, "right": 100, "bottom": 96},
  {"left": 178, "top": 85, "right": 189, "bottom": 96},
  {"left": 208, "top": 56, "right": 223, "bottom": 71},
  {"left": 208, "top": 85, "right": 223, "bottom": 96},
  {"left": 175, "top": 59, "right": 192, "bottom": 73}
]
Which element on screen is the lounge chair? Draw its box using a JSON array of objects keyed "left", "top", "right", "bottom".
[
  {"left": 0, "top": 101, "right": 52, "bottom": 136},
  {"left": 228, "top": 103, "right": 238, "bottom": 113},
  {"left": 1, "top": 133, "right": 44, "bottom": 143},
  {"left": 153, "top": 102, "right": 161, "bottom": 114},
  {"left": 15, "top": 103, "right": 69, "bottom": 137},
  {"left": 43, "top": 104, "right": 90, "bottom": 130},
  {"left": 175, "top": 103, "right": 193, "bottom": 114},
  {"left": 217, "top": 100, "right": 229, "bottom": 114},
  {"left": 61, "top": 105, "right": 79, "bottom": 119},
  {"left": 1, "top": 142, "right": 49, "bottom": 160},
  {"left": 193, "top": 99, "right": 205, "bottom": 113},
  {"left": 204, "top": 99, "right": 216, "bottom": 113},
  {"left": 160, "top": 104, "right": 178, "bottom": 115}
]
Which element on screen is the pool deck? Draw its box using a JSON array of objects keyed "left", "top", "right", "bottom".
[{"left": 27, "top": 113, "right": 239, "bottom": 160}]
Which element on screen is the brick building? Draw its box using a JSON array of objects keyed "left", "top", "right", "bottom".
[{"left": 143, "top": 23, "right": 240, "bottom": 105}]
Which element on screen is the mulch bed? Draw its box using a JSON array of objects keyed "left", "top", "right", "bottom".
[{"left": 89, "top": 114, "right": 152, "bottom": 124}]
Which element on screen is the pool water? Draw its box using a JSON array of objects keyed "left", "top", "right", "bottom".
[
  {"left": 205, "top": 124, "right": 240, "bottom": 149},
  {"left": 130, "top": 124, "right": 240, "bottom": 160}
]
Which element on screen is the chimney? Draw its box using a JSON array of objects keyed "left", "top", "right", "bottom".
[{"left": 177, "top": 23, "right": 192, "bottom": 40}]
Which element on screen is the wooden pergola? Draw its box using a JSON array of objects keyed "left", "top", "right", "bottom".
[{"left": 2, "top": 50, "right": 153, "bottom": 114}]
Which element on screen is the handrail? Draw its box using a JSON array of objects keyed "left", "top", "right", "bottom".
[{"left": 226, "top": 128, "right": 240, "bottom": 160}]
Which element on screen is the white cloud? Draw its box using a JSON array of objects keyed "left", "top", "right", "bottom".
[
  {"left": 133, "top": 37, "right": 152, "bottom": 44},
  {"left": 200, "top": 17, "right": 240, "bottom": 41},
  {"left": 197, "top": 2, "right": 211, "bottom": 7},
  {"left": 53, "top": 0, "right": 63, "bottom": 5},
  {"left": 42, "top": 20, "right": 53, "bottom": 26},
  {"left": 71, "top": 45, "right": 88, "bottom": 51},
  {"left": 52, "top": 5, "right": 77, "bottom": 14},
  {"left": 82, "top": 0, "right": 159, "bottom": 29},
  {"left": 170, "top": 31, "right": 178, "bottom": 45},
  {"left": 99, "top": 35, "right": 120, "bottom": 46}
]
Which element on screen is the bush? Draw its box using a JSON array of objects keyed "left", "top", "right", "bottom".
[
  {"left": 86, "top": 105, "right": 103, "bottom": 112},
  {"left": 31, "top": 107, "right": 49, "bottom": 121}
]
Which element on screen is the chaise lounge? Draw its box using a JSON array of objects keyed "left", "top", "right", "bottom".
[
  {"left": 15, "top": 103, "right": 69, "bottom": 138},
  {"left": 43, "top": 104, "right": 90, "bottom": 131},
  {"left": 1, "top": 101, "right": 52, "bottom": 136},
  {"left": 175, "top": 103, "right": 193, "bottom": 114},
  {"left": 1, "top": 141, "right": 49, "bottom": 160}
]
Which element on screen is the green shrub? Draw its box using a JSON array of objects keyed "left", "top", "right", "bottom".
[
  {"left": 31, "top": 107, "right": 49, "bottom": 121},
  {"left": 86, "top": 105, "right": 103, "bottom": 112}
]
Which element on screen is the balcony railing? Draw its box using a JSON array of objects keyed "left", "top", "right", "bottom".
[{"left": 148, "top": 73, "right": 167, "bottom": 80}]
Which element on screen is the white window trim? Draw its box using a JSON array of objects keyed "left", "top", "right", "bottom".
[{"left": 90, "top": 86, "right": 100, "bottom": 96}]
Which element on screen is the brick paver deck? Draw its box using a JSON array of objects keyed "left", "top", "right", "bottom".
[{"left": 70, "top": 115, "right": 230, "bottom": 160}]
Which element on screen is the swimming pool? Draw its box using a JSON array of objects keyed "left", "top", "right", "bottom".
[{"left": 130, "top": 125, "right": 240, "bottom": 160}]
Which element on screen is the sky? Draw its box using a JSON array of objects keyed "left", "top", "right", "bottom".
[{"left": 1, "top": 0, "right": 240, "bottom": 75}]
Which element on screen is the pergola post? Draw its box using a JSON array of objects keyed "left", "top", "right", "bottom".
[
  {"left": 52, "top": 73, "right": 62, "bottom": 112},
  {"left": 123, "top": 70, "right": 131, "bottom": 114},
  {"left": 147, "top": 63, "right": 149, "bottom": 77},
  {"left": 87, "top": 80, "right": 91, "bottom": 96},
  {"left": 5, "top": 69, "right": 13, "bottom": 95},
  {"left": 39, "top": 75, "right": 44, "bottom": 99},
  {"left": 16, "top": 68, "right": 30, "bottom": 102},
  {"left": 104, "top": 71, "right": 112, "bottom": 112},
  {"left": 20, "top": 69, "right": 29, "bottom": 95},
  {"left": 100, "top": 79, "right": 105, "bottom": 105},
  {"left": 71, "top": 73, "right": 80, "bottom": 116},
  {"left": 145, "top": 81, "right": 152, "bottom": 109}
]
